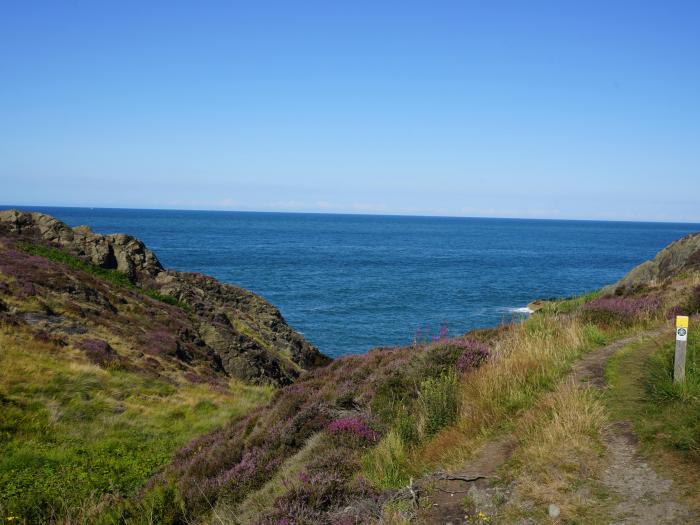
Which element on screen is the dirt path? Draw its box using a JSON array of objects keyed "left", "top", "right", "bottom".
[
  {"left": 415, "top": 437, "right": 516, "bottom": 523},
  {"left": 573, "top": 326, "right": 692, "bottom": 523},
  {"left": 570, "top": 329, "right": 665, "bottom": 387},
  {"left": 602, "top": 421, "right": 691, "bottom": 524},
  {"left": 417, "top": 325, "right": 693, "bottom": 524}
]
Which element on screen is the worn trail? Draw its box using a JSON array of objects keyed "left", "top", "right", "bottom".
[{"left": 418, "top": 324, "right": 692, "bottom": 524}]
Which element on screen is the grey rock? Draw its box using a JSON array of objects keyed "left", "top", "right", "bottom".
[{"left": 605, "top": 231, "right": 700, "bottom": 294}]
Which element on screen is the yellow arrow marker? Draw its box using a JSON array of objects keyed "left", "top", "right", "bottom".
[{"left": 676, "top": 316, "right": 689, "bottom": 329}]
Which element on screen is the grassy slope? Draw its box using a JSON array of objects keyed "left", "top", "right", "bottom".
[
  {"left": 0, "top": 326, "right": 272, "bottom": 523},
  {"left": 0, "top": 238, "right": 277, "bottom": 524}
]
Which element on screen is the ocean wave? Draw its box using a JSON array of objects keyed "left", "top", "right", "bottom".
[{"left": 508, "top": 306, "right": 534, "bottom": 314}]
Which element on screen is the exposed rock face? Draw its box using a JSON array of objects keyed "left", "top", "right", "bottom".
[
  {"left": 606, "top": 232, "right": 700, "bottom": 294},
  {"left": 0, "top": 210, "right": 162, "bottom": 279},
  {"left": 0, "top": 210, "right": 330, "bottom": 385}
]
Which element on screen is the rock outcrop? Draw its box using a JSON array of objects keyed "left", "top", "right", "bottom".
[
  {"left": 0, "top": 210, "right": 330, "bottom": 385},
  {"left": 606, "top": 232, "right": 700, "bottom": 294},
  {"left": 0, "top": 210, "right": 163, "bottom": 279}
]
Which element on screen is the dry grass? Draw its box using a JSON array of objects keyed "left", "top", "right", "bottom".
[
  {"left": 500, "top": 381, "right": 608, "bottom": 522},
  {"left": 421, "top": 315, "right": 590, "bottom": 467},
  {"left": 378, "top": 499, "right": 414, "bottom": 525}
]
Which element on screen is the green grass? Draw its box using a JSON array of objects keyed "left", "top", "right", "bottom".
[
  {"left": 18, "top": 241, "right": 133, "bottom": 288},
  {"left": 361, "top": 430, "right": 411, "bottom": 489},
  {"left": 16, "top": 241, "right": 188, "bottom": 309},
  {"left": 606, "top": 328, "right": 700, "bottom": 458},
  {"left": 418, "top": 370, "right": 459, "bottom": 438},
  {"left": 0, "top": 328, "right": 273, "bottom": 523},
  {"left": 537, "top": 290, "right": 602, "bottom": 315}
]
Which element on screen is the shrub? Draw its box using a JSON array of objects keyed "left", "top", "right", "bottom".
[
  {"left": 666, "top": 285, "right": 700, "bottom": 319},
  {"left": 258, "top": 448, "right": 365, "bottom": 524},
  {"left": 582, "top": 295, "right": 661, "bottom": 326},
  {"left": 326, "top": 416, "right": 379, "bottom": 447},
  {"left": 76, "top": 338, "right": 118, "bottom": 366},
  {"left": 262, "top": 470, "right": 346, "bottom": 524},
  {"left": 418, "top": 370, "right": 459, "bottom": 438},
  {"left": 455, "top": 339, "right": 490, "bottom": 372}
]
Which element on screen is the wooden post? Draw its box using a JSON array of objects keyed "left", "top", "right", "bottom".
[{"left": 674, "top": 316, "right": 689, "bottom": 384}]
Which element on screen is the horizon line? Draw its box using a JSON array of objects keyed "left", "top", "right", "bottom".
[{"left": 3, "top": 203, "right": 700, "bottom": 226}]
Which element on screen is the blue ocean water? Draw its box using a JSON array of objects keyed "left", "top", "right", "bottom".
[{"left": 8, "top": 206, "right": 699, "bottom": 358}]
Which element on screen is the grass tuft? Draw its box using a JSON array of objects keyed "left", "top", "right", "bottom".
[{"left": 361, "top": 430, "right": 411, "bottom": 489}]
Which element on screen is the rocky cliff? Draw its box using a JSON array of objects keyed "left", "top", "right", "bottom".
[
  {"left": 606, "top": 231, "right": 700, "bottom": 294},
  {"left": 0, "top": 210, "right": 329, "bottom": 385}
]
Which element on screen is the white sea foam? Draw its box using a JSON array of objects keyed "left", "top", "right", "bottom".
[{"left": 508, "top": 306, "right": 534, "bottom": 314}]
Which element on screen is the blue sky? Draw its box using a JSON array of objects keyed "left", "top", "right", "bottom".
[{"left": 1, "top": 1, "right": 699, "bottom": 221}]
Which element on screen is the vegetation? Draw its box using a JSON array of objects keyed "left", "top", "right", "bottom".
[
  {"left": 0, "top": 327, "right": 273, "bottom": 523},
  {"left": 500, "top": 382, "right": 609, "bottom": 523},
  {"left": 16, "top": 242, "right": 134, "bottom": 287},
  {"left": 2, "top": 217, "right": 699, "bottom": 522},
  {"left": 607, "top": 328, "right": 700, "bottom": 460},
  {"left": 419, "top": 315, "right": 606, "bottom": 470},
  {"left": 16, "top": 242, "right": 187, "bottom": 308}
]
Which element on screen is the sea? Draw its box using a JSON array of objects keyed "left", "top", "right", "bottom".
[{"left": 8, "top": 206, "right": 699, "bottom": 358}]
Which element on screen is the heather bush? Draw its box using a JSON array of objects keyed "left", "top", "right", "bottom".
[
  {"left": 370, "top": 371, "right": 415, "bottom": 424},
  {"left": 581, "top": 295, "right": 661, "bottom": 326},
  {"left": 18, "top": 281, "right": 36, "bottom": 298},
  {"left": 326, "top": 416, "right": 379, "bottom": 447},
  {"left": 76, "top": 338, "right": 118, "bottom": 366},
  {"left": 257, "top": 447, "right": 367, "bottom": 524},
  {"left": 141, "top": 329, "right": 177, "bottom": 356},
  {"left": 455, "top": 339, "right": 490, "bottom": 372},
  {"left": 262, "top": 470, "right": 346, "bottom": 524},
  {"left": 667, "top": 304, "right": 685, "bottom": 320},
  {"left": 421, "top": 341, "right": 465, "bottom": 377}
]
